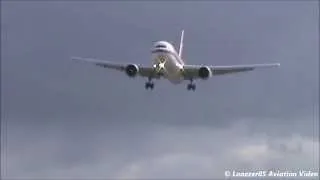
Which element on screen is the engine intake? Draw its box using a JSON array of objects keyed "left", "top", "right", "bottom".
[
  {"left": 198, "top": 66, "right": 212, "bottom": 79},
  {"left": 125, "top": 64, "right": 139, "bottom": 77}
]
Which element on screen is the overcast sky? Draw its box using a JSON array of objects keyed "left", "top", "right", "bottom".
[{"left": 1, "top": 1, "right": 319, "bottom": 179}]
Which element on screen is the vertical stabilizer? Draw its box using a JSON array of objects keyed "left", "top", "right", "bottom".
[{"left": 178, "top": 30, "right": 184, "bottom": 58}]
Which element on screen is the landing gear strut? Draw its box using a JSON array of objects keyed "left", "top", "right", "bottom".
[
  {"left": 145, "top": 77, "right": 154, "bottom": 90},
  {"left": 187, "top": 79, "right": 196, "bottom": 91}
]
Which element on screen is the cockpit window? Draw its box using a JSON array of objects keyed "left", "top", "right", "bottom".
[{"left": 155, "top": 44, "right": 166, "bottom": 48}]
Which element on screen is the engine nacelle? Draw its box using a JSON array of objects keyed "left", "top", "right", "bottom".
[
  {"left": 125, "top": 64, "right": 139, "bottom": 77},
  {"left": 198, "top": 66, "right": 212, "bottom": 79}
]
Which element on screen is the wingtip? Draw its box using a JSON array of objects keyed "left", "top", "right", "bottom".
[
  {"left": 71, "top": 57, "right": 82, "bottom": 61},
  {"left": 71, "top": 57, "right": 86, "bottom": 63}
]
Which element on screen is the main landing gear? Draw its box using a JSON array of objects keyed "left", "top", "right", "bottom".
[
  {"left": 187, "top": 79, "right": 196, "bottom": 91},
  {"left": 144, "top": 78, "right": 196, "bottom": 91},
  {"left": 145, "top": 77, "right": 154, "bottom": 90}
]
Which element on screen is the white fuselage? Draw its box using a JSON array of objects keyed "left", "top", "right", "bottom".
[{"left": 151, "top": 41, "right": 184, "bottom": 84}]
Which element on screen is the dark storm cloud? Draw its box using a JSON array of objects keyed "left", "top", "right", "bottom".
[
  {"left": 2, "top": 2, "right": 318, "bottom": 125},
  {"left": 1, "top": 1, "right": 319, "bottom": 179}
]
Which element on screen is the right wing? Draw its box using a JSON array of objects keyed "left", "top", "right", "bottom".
[
  {"left": 183, "top": 63, "right": 280, "bottom": 79},
  {"left": 210, "top": 63, "right": 280, "bottom": 75},
  {"left": 71, "top": 57, "right": 160, "bottom": 78}
]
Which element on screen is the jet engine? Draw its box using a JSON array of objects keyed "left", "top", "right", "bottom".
[
  {"left": 125, "top": 64, "right": 139, "bottom": 77},
  {"left": 198, "top": 66, "right": 212, "bottom": 79}
]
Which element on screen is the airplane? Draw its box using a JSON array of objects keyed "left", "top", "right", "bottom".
[{"left": 72, "top": 30, "right": 280, "bottom": 91}]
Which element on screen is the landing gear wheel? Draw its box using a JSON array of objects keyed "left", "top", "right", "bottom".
[
  {"left": 187, "top": 84, "right": 192, "bottom": 90},
  {"left": 192, "top": 84, "right": 196, "bottom": 91},
  {"left": 187, "top": 79, "right": 196, "bottom": 91},
  {"left": 145, "top": 82, "right": 154, "bottom": 90},
  {"left": 187, "top": 84, "right": 196, "bottom": 91},
  {"left": 150, "top": 83, "right": 154, "bottom": 89}
]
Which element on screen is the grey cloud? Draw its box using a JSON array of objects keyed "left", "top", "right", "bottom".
[{"left": 3, "top": 119, "right": 318, "bottom": 179}]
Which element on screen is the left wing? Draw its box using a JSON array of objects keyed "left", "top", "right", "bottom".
[
  {"left": 71, "top": 57, "right": 160, "bottom": 78},
  {"left": 183, "top": 63, "right": 280, "bottom": 79}
]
